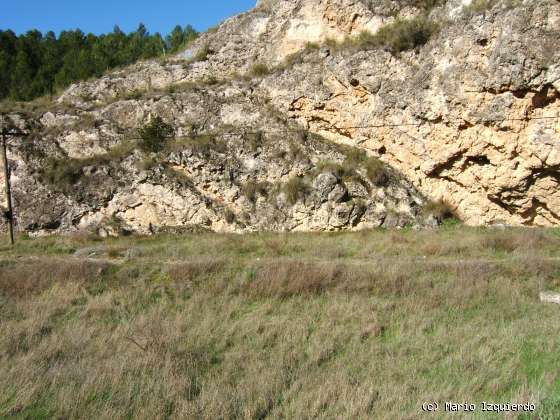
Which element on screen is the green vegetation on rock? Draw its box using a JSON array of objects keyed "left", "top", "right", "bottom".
[
  {"left": 322, "top": 16, "right": 440, "bottom": 55},
  {"left": 358, "top": 16, "right": 440, "bottom": 54},
  {"left": 139, "top": 116, "right": 175, "bottom": 153}
]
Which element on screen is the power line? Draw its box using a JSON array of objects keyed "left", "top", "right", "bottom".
[{"left": 1, "top": 113, "right": 558, "bottom": 146}]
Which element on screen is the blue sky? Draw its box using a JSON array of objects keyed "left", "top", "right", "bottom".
[{"left": 0, "top": 0, "right": 256, "bottom": 35}]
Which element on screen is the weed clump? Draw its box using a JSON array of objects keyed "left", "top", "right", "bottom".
[
  {"left": 344, "top": 148, "right": 389, "bottom": 186},
  {"left": 364, "top": 158, "right": 388, "bottom": 186},
  {"left": 167, "top": 135, "right": 227, "bottom": 157},
  {"left": 242, "top": 181, "right": 270, "bottom": 203},
  {"left": 42, "top": 158, "right": 84, "bottom": 193},
  {"left": 326, "top": 16, "right": 439, "bottom": 55},
  {"left": 362, "top": 16, "right": 439, "bottom": 54},
  {"left": 284, "top": 177, "right": 311, "bottom": 205},
  {"left": 403, "top": 0, "right": 446, "bottom": 10},
  {"left": 123, "top": 89, "right": 144, "bottom": 100},
  {"left": 315, "top": 161, "right": 355, "bottom": 180},
  {"left": 423, "top": 200, "right": 458, "bottom": 223},
  {"left": 41, "top": 142, "right": 135, "bottom": 193},
  {"left": 224, "top": 209, "right": 236, "bottom": 224},
  {"left": 249, "top": 63, "right": 270, "bottom": 78},
  {"left": 463, "top": 0, "right": 520, "bottom": 14},
  {"left": 194, "top": 44, "right": 211, "bottom": 62}
]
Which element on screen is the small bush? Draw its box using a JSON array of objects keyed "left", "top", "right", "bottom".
[
  {"left": 282, "top": 52, "right": 304, "bottom": 69},
  {"left": 124, "top": 89, "right": 144, "bottom": 100},
  {"left": 202, "top": 76, "right": 219, "bottom": 85},
  {"left": 249, "top": 63, "right": 270, "bottom": 78},
  {"left": 315, "top": 161, "right": 360, "bottom": 183},
  {"left": 463, "top": 0, "right": 521, "bottom": 14},
  {"left": 246, "top": 131, "right": 264, "bottom": 151},
  {"left": 42, "top": 158, "right": 83, "bottom": 192},
  {"left": 305, "top": 42, "right": 321, "bottom": 50},
  {"left": 167, "top": 135, "right": 226, "bottom": 157},
  {"left": 139, "top": 116, "right": 174, "bottom": 153},
  {"left": 370, "top": 16, "right": 439, "bottom": 54},
  {"left": 106, "top": 140, "right": 136, "bottom": 160},
  {"left": 423, "top": 200, "right": 458, "bottom": 222},
  {"left": 41, "top": 141, "right": 135, "bottom": 192},
  {"left": 163, "top": 165, "right": 193, "bottom": 187},
  {"left": 288, "top": 141, "right": 306, "bottom": 162},
  {"left": 100, "top": 214, "right": 131, "bottom": 237},
  {"left": 136, "top": 156, "right": 158, "bottom": 171},
  {"left": 330, "top": 16, "right": 439, "bottom": 55},
  {"left": 224, "top": 209, "right": 236, "bottom": 224},
  {"left": 194, "top": 44, "right": 211, "bottom": 62},
  {"left": 284, "top": 177, "right": 310, "bottom": 205},
  {"left": 242, "top": 181, "right": 269, "bottom": 203},
  {"left": 406, "top": 0, "right": 445, "bottom": 10},
  {"left": 341, "top": 148, "right": 389, "bottom": 186},
  {"left": 364, "top": 157, "right": 388, "bottom": 186},
  {"left": 314, "top": 147, "right": 389, "bottom": 188},
  {"left": 469, "top": 0, "right": 498, "bottom": 13},
  {"left": 325, "top": 38, "right": 340, "bottom": 50},
  {"left": 344, "top": 148, "right": 369, "bottom": 165}
]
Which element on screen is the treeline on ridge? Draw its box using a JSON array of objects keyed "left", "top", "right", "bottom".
[{"left": 0, "top": 24, "right": 198, "bottom": 102}]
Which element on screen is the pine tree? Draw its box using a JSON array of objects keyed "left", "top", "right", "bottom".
[
  {"left": 10, "top": 46, "right": 35, "bottom": 100},
  {"left": 37, "top": 31, "right": 60, "bottom": 97},
  {"left": 0, "top": 23, "right": 199, "bottom": 102},
  {"left": 167, "top": 25, "right": 185, "bottom": 52},
  {"left": 0, "top": 30, "right": 17, "bottom": 98}
]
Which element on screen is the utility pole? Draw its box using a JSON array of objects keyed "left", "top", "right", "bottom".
[{"left": 1, "top": 115, "right": 15, "bottom": 246}]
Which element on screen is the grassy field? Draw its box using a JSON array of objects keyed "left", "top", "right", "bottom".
[{"left": 1, "top": 226, "right": 560, "bottom": 419}]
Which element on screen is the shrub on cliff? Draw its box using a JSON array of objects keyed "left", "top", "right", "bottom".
[
  {"left": 344, "top": 148, "right": 390, "bottom": 186},
  {"left": 242, "top": 181, "right": 270, "bottom": 203},
  {"left": 364, "top": 0, "right": 445, "bottom": 12},
  {"left": 463, "top": 0, "right": 521, "bottom": 14},
  {"left": 194, "top": 44, "right": 211, "bottom": 62},
  {"left": 423, "top": 200, "right": 458, "bottom": 223},
  {"left": 42, "top": 157, "right": 83, "bottom": 193},
  {"left": 403, "top": 0, "right": 445, "bottom": 10},
  {"left": 249, "top": 63, "right": 271, "bottom": 78},
  {"left": 359, "top": 16, "right": 440, "bottom": 54},
  {"left": 363, "top": 157, "right": 389, "bottom": 186},
  {"left": 284, "top": 177, "right": 311, "bottom": 205},
  {"left": 139, "top": 117, "right": 174, "bottom": 153}
]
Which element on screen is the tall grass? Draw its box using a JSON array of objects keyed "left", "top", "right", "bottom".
[{"left": 1, "top": 227, "right": 560, "bottom": 418}]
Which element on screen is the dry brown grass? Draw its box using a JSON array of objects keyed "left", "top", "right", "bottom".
[
  {"left": 1, "top": 227, "right": 560, "bottom": 418},
  {"left": 0, "top": 258, "right": 111, "bottom": 297},
  {"left": 166, "top": 257, "right": 226, "bottom": 282}
]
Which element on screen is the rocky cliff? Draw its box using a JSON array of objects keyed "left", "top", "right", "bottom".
[{"left": 1, "top": 0, "right": 559, "bottom": 235}]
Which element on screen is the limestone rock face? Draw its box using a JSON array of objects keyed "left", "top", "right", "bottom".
[
  {"left": 1, "top": 0, "right": 559, "bottom": 235},
  {"left": 269, "top": 1, "right": 560, "bottom": 226},
  {"left": 1, "top": 82, "right": 426, "bottom": 235}
]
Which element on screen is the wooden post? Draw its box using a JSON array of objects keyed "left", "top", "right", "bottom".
[{"left": 1, "top": 131, "right": 14, "bottom": 246}]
